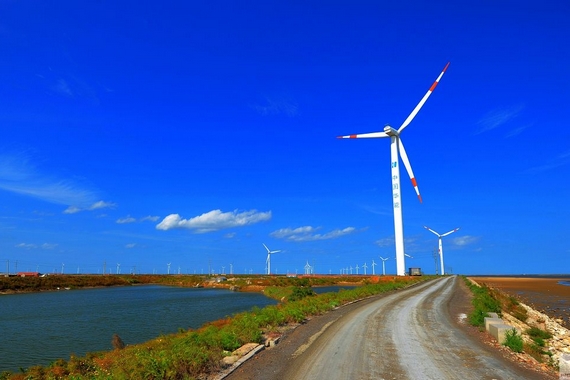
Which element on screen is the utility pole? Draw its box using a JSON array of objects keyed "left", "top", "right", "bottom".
[{"left": 432, "top": 247, "right": 439, "bottom": 275}]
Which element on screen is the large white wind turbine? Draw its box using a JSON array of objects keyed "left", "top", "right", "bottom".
[
  {"left": 338, "top": 63, "right": 450, "bottom": 276},
  {"left": 424, "top": 226, "right": 460, "bottom": 275},
  {"left": 263, "top": 243, "right": 281, "bottom": 275}
]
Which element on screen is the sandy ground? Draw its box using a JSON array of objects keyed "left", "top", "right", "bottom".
[{"left": 472, "top": 277, "right": 570, "bottom": 326}]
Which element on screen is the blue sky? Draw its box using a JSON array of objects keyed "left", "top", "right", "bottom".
[{"left": 1, "top": 1, "right": 569, "bottom": 276}]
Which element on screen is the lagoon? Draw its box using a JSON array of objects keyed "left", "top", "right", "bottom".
[{"left": 0, "top": 285, "right": 276, "bottom": 373}]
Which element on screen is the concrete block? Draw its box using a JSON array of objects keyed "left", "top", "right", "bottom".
[
  {"left": 486, "top": 312, "right": 499, "bottom": 319},
  {"left": 488, "top": 323, "right": 518, "bottom": 344},
  {"left": 484, "top": 317, "right": 503, "bottom": 331}
]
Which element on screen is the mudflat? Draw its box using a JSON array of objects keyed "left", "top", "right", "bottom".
[{"left": 472, "top": 277, "right": 570, "bottom": 326}]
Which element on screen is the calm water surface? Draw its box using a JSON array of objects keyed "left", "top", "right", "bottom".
[{"left": 0, "top": 285, "right": 276, "bottom": 372}]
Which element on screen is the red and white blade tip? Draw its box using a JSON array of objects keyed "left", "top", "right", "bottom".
[{"left": 397, "top": 62, "right": 450, "bottom": 133}]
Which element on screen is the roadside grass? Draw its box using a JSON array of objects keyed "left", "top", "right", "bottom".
[
  {"left": 503, "top": 328, "right": 524, "bottom": 353},
  {"left": 463, "top": 278, "right": 501, "bottom": 327},
  {"left": 1, "top": 276, "right": 430, "bottom": 380},
  {"left": 463, "top": 277, "right": 555, "bottom": 363}
]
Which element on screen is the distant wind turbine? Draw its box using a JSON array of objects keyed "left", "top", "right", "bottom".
[
  {"left": 363, "top": 262, "right": 368, "bottom": 275},
  {"left": 379, "top": 256, "right": 389, "bottom": 276},
  {"left": 424, "top": 226, "right": 460, "bottom": 275},
  {"left": 371, "top": 260, "right": 377, "bottom": 275},
  {"left": 304, "top": 261, "right": 311, "bottom": 275},
  {"left": 338, "top": 63, "right": 450, "bottom": 276},
  {"left": 263, "top": 244, "right": 281, "bottom": 275}
]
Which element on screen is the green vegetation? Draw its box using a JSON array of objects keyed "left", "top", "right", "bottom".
[
  {"left": 525, "top": 326, "right": 553, "bottom": 362},
  {"left": 503, "top": 328, "right": 524, "bottom": 353},
  {"left": 463, "top": 277, "right": 555, "bottom": 365},
  {"left": 0, "top": 276, "right": 429, "bottom": 380},
  {"left": 496, "top": 293, "right": 527, "bottom": 322},
  {"left": 463, "top": 278, "right": 501, "bottom": 327}
]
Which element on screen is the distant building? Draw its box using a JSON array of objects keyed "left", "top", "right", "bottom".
[
  {"left": 408, "top": 268, "right": 422, "bottom": 276},
  {"left": 17, "top": 272, "right": 40, "bottom": 277}
]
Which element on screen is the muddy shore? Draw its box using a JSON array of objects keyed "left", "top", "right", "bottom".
[{"left": 473, "top": 277, "right": 570, "bottom": 327}]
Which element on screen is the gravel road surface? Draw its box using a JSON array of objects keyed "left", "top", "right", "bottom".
[{"left": 226, "top": 276, "right": 550, "bottom": 380}]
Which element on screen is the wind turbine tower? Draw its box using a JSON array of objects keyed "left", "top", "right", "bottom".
[
  {"left": 424, "top": 226, "right": 460, "bottom": 276},
  {"left": 371, "top": 260, "right": 377, "bottom": 275},
  {"left": 338, "top": 63, "right": 450, "bottom": 276},
  {"left": 263, "top": 244, "right": 281, "bottom": 275},
  {"left": 379, "top": 256, "right": 389, "bottom": 276},
  {"left": 304, "top": 261, "right": 311, "bottom": 275}
]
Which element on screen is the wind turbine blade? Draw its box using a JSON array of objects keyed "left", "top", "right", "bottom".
[
  {"left": 398, "top": 138, "right": 422, "bottom": 203},
  {"left": 337, "top": 131, "right": 389, "bottom": 139},
  {"left": 262, "top": 243, "right": 270, "bottom": 253},
  {"left": 271, "top": 250, "right": 281, "bottom": 254},
  {"left": 423, "top": 225, "right": 441, "bottom": 236},
  {"left": 441, "top": 227, "right": 460, "bottom": 237},
  {"left": 397, "top": 62, "right": 450, "bottom": 134}
]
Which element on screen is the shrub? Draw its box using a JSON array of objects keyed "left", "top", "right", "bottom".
[
  {"left": 503, "top": 328, "right": 523, "bottom": 353},
  {"left": 526, "top": 326, "right": 552, "bottom": 342},
  {"left": 288, "top": 286, "right": 315, "bottom": 302}
]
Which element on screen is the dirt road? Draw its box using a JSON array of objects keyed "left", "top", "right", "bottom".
[{"left": 226, "top": 276, "right": 549, "bottom": 380}]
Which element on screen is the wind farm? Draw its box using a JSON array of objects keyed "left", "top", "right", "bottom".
[{"left": 1, "top": 1, "right": 569, "bottom": 379}]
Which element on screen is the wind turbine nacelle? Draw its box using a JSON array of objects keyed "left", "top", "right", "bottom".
[{"left": 383, "top": 125, "right": 399, "bottom": 136}]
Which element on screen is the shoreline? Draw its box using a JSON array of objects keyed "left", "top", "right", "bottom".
[{"left": 472, "top": 276, "right": 570, "bottom": 327}]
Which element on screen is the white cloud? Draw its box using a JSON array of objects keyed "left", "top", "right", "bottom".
[
  {"left": 475, "top": 105, "right": 523, "bottom": 135},
  {"left": 156, "top": 209, "right": 272, "bottom": 233},
  {"left": 375, "top": 237, "right": 394, "bottom": 247},
  {"left": 251, "top": 96, "right": 299, "bottom": 117},
  {"left": 526, "top": 150, "right": 570, "bottom": 173},
  {"left": 125, "top": 243, "right": 137, "bottom": 249},
  {"left": 140, "top": 215, "right": 160, "bottom": 222},
  {"left": 117, "top": 215, "right": 160, "bottom": 224},
  {"left": 271, "top": 226, "right": 356, "bottom": 242},
  {"left": 53, "top": 78, "right": 73, "bottom": 97},
  {"left": 117, "top": 216, "right": 137, "bottom": 224},
  {"left": 16, "top": 243, "right": 37, "bottom": 249},
  {"left": 89, "top": 200, "right": 115, "bottom": 210},
  {"left": 64, "top": 200, "right": 116, "bottom": 214},
  {"left": 0, "top": 153, "right": 101, "bottom": 208},
  {"left": 16, "top": 242, "right": 58, "bottom": 250},
  {"left": 453, "top": 235, "right": 479, "bottom": 246}
]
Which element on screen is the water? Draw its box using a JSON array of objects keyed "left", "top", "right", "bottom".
[
  {"left": 313, "top": 285, "right": 358, "bottom": 294},
  {"left": 0, "top": 285, "right": 276, "bottom": 372}
]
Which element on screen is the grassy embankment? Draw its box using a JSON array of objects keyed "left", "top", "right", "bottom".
[
  {"left": 463, "top": 277, "right": 554, "bottom": 363},
  {"left": 1, "top": 275, "right": 429, "bottom": 380}
]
